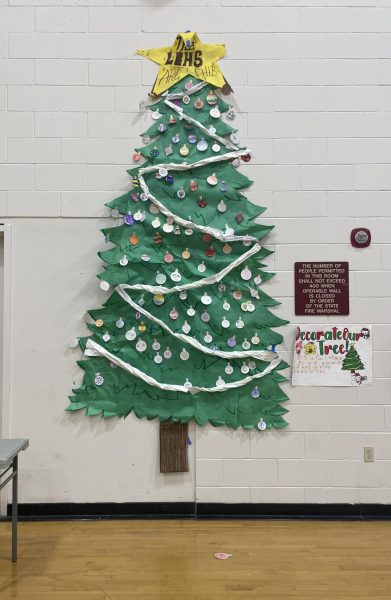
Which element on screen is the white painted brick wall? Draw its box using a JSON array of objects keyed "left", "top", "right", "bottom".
[{"left": 0, "top": 1, "right": 390, "bottom": 505}]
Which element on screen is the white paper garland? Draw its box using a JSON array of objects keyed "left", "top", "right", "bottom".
[
  {"left": 86, "top": 338, "right": 281, "bottom": 395},
  {"left": 113, "top": 285, "right": 277, "bottom": 362},
  {"left": 117, "top": 241, "right": 261, "bottom": 295}
]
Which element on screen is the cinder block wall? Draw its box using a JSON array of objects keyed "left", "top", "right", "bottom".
[{"left": 0, "top": 1, "right": 390, "bottom": 504}]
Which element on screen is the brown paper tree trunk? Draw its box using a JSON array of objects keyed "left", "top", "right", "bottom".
[{"left": 159, "top": 422, "right": 189, "bottom": 473}]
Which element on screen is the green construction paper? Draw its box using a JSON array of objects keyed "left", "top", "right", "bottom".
[{"left": 68, "top": 74, "right": 289, "bottom": 430}]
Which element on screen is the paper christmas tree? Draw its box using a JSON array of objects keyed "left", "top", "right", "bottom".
[{"left": 67, "top": 33, "right": 289, "bottom": 431}]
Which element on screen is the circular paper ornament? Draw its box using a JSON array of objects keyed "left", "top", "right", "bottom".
[
  {"left": 197, "top": 138, "right": 208, "bottom": 152},
  {"left": 204, "top": 332, "right": 213, "bottom": 343},
  {"left": 209, "top": 126, "right": 217, "bottom": 135},
  {"left": 206, "top": 91, "right": 218, "bottom": 105},
  {"left": 95, "top": 373, "right": 104, "bottom": 386},
  {"left": 154, "top": 352, "right": 163, "bottom": 364},
  {"left": 171, "top": 268, "right": 181, "bottom": 282},
  {"left": 163, "top": 221, "right": 174, "bottom": 233},
  {"left": 180, "top": 144, "right": 189, "bottom": 157},
  {"left": 210, "top": 107, "right": 221, "bottom": 118},
  {"left": 100, "top": 281, "right": 110, "bottom": 291},
  {"left": 198, "top": 197, "right": 207, "bottom": 208},
  {"left": 225, "top": 363, "right": 233, "bottom": 375},
  {"left": 182, "top": 321, "right": 191, "bottom": 334},
  {"left": 205, "top": 247, "right": 215, "bottom": 258},
  {"left": 159, "top": 168, "right": 168, "bottom": 178},
  {"left": 223, "top": 243, "right": 232, "bottom": 254},
  {"left": 221, "top": 317, "right": 230, "bottom": 328},
  {"left": 189, "top": 180, "right": 198, "bottom": 192},
  {"left": 111, "top": 208, "right": 120, "bottom": 219},
  {"left": 182, "top": 248, "right": 191, "bottom": 260},
  {"left": 140, "top": 192, "right": 149, "bottom": 202},
  {"left": 141, "top": 254, "right": 150, "bottom": 262},
  {"left": 124, "top": 213, "right": 134, "bottom": 226},
  {"left": 251, "top": 386, "right": 260, "bottom": 399},
  {"left": 236, "top": 317, "right": 244, "bottom": 329},
  {"left": 169, "top": 308, "right": 179, "bottom": 320},
  {"left": 216, "top": 376, "right": 225, "bottom": 388},
  {"left": 142, "top": 135, "right": 151, "bottom": 144},
  {"left": 95, "top": 319, "right": 104, "bottom": 327},
  {"left": 258, "top": 418, "right": 267, "bottom": 431},
  {"left": 207, "top": 173, "right": 218, "bottom": 186},
  {"left": 251, "top": 334, "right": 260, "bottom": 345},
  {"left": 179, "top": 291, "right": 188, "bottom": 300},
  {"left": 187, "top": 134, "right": 197, "bottom": 144},
  {"left": 249, "top": 360, "right": 257, "bottom": 370},
  {"left": 102, "top": 332, "right": 111, "bottom": 342},
  {"left": 223, "top": 300, "right": 230, "bottom": 311},
  {"left": 177, "top": 187, "right": 186, "bottom": 199},
  {"left": 203, "top": 233, "right": 212, "bottom": 243},
  {"left": 184, "top": 378, "right": 192, "bottom": 388},
  {"left": 183, "top": 94, "right": 190, "bottom": 105},
  {"left": 134, "top": 210, "right": 143, "bottom": 221},
  {"left": 187, "top": 306, "right": 195, "bottom": 317},
  {"left": 247, "top": 302, "right": 255, "bottom": 313},
  {"left": 194, "top": 98, "right": 203, "bottom": 110},
  {"left": 153, "top": 294, "right": 165, "bottom": 306},
  {"left": 156, "top": 272, "right": 167, "bottom": 285},
  {"left": 227, "top": 336, "right": 237, "bottom": 348},
  {"left": 198, "top": 262, "right": 206, "bottom": 273},
  {"left": 241, "top": 363, "right": 249, "bottom": 374},
  {"left": 164, "top": 253, "right": 173, "bottom": 264},
  {"left": 119, "top": 256, "right": 128, "bottom": 266},
  {"left": 151, "top": 217, "right": 161, "bottom": 228},
  {"left": 180, "top": 348, "right": 189, "bottom": 360},
  {"left": 218, "top": 200, "right": 226, "bottom": 213},
  {"left": 184, "top": 227, "right": 193, "bottom": 236},
  {"left": 163, "top": 347, "right": 172, "bottom": 359},
  {"left": 201, "top": 292, "right": 212, "bottom": 305},
  {"left": 232, "top": 157, "right": 241, "bottom": 168},
  {"left": 136, "top": 338, "right": 147, "bottom": 352},
  {"left": 138, "top": 321, "right": 146, "bottom": 333},
  {"left": 254, "top": 275, "right": 262, "bottom": 285},
  {"left": 241, "top": 266, "right": 252, "bottom": 281},
  {"left": 218, "top": 283, "right": 226, "bottom": 292},
  {"left": 241, "top": 302, "right": 249, "bottom": 312},
  {"left": 230, "top": 132, "right": 240, "bottom": 145},
  {"left": 212, "top": 143, "right": 221, "bottom": 153},
  {"left": 125, "top": 327, "right": 136, "bottom": 341},
  {"left": 242, "top": 338, "right": 251, "bottom": 350},
  {"left": 201, "top": 311, "right": 210, "bottom": 323},
  {"left": 151, "top": 109, "right": 161, "bottom": 120},
  {"left": 233, "top": 290, "right": 242, "bottom": 300},
  {"left": 116, "top": 318, "right": 125, "bottom": 329}
]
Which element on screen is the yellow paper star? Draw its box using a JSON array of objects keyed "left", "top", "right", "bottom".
[{"left": 137, "top": 32, "right": 230, "bottom": 97}]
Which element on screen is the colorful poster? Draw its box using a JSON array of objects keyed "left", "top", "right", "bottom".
[{"left": 292, "top": 324, "right": 372, "bottom": 386}]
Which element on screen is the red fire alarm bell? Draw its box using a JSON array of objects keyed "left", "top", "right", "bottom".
[{"left": 351, "top": 228, "right": 371, "bottom": 248}]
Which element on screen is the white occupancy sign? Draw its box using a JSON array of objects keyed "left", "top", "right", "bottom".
[{"left": 292, "top": 324, "right": 372, "bottom": 386}]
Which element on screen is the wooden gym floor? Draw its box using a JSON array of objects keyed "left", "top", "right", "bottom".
[{"left": 0, "top": 520, "right": 391, "bottom": 599}]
